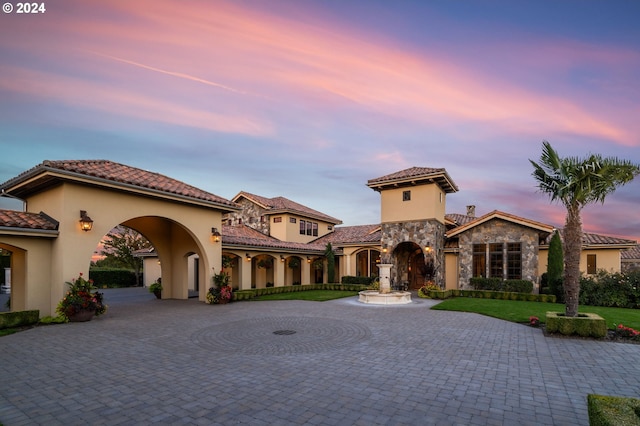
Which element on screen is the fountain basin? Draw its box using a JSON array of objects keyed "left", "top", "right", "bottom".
[{"left": 358, "top": 290, "right": 412, "bottom": 305}]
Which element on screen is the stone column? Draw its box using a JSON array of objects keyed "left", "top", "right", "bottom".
[{"left": 378, "top": 263, "right": 393, "bottom": 294}]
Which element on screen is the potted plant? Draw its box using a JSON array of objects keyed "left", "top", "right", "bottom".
[
  {"left": 57, "top": 273, "right": 107, "bottom": 322},
  {"left": 288, "top": 257, "right": 300, "bottom": 269},
  {"left": 149, "top": 279, "right": 162, "bottom": 299},
  {"left": 207, "top": 270, "right": 232, "bottom": 304}
]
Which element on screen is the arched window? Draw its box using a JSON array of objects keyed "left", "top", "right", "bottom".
[{"left": 356, "top": 249, "right": 381, "bottom": 278}]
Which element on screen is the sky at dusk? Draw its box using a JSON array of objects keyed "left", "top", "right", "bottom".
[{"left": 1, "top": 0, "right": 639, "bottom": 241}]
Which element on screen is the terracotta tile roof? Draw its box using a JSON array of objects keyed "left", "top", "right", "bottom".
[
  {"left": 367, "top": 166, "right": 459, "bottom": 193},
  {"left": 1, "top": 160, "right": 238, "bottom": 209},
  {"left": 0, "top": 209, "right": 59, "bottom": 230},
  {"left": 445, "top": 213, "right": 477, "bottom": 227},
  {"left": 622, "top": 245, "right": 640, "bottom": 260},
  {"left": 222, "top": 225, "right": 326, "bottom": 252},
  {"left": 233, "top": 191, "right": 342, "bottom": 224},
  {"left": 544, "top": 229, "right": 637, "bottom": 247},
  {"left": 313, "top": 224, "right": 381, "bottom": 245}
]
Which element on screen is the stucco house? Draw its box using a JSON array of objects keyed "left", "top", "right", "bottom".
[{"left": 0, "top": 160, "right": 637, "bottom": 315}]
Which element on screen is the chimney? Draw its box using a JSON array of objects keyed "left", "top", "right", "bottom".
[{"left": 466, "top": 205, "right": 476, "bottom": 217}]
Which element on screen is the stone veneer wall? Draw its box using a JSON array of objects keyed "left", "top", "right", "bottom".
[
  {"left": 457, "top": 219, "right": 540, "bottom": 290},
  {"left": 381, "top": 219, "right": 445, "bottom": 287},
  {"left": 226, "top": 198, "right": 270, "bottom": 235}
]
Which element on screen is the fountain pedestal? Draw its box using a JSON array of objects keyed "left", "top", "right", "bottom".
[{"left": 358, "top": 263, "right": 412, "bottom": 305}]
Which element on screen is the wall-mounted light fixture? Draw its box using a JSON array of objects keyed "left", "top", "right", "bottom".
[
  {"left": 245, "top": 253, "right": 252, "bottom": 261},
  {"left": 79, "top": 210, "right": 93, "bottom": 232},
  {"left": 382, "top": 244, "right": 388, "bottom": 253},
  {"left": 424, "top": 242, "right": 432, "bottom": 253},
  {"left": 280, "top": 255, "right": 285, "bottom": 262},
  {"left": 307, "top": 256, "right": 311, "bottom": 263},
  {"left": 211, "top": 227, "right": 221, "bottom": 243}
]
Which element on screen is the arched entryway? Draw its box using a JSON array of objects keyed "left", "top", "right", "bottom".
[
  {"left": 0, "top": 160, "right": 237, "bottom": 316},
  {"left": 392, "top": 242, "right": 431, "bottom": 290}
]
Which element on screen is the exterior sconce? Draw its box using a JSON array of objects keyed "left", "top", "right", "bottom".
[
  {"left": 280, "top": 255, "right": 285, "bottom": 262},
  {"left": 79, "top": 210, "right": 93, "bottom": 232},
  {"left": 307, "top": 257, "right": 311, "bottom": 263},
  {"left": 211, "top": 227, "right": 221, "bottom": 242},
  {"left": 245, "top": 253, "right": 252, "bottom": 261},
  {"left": 424, "top": 242, "right": 432, "bottom": 253},
  {"left": 382, "top": 245, "right": 388, "bottom": 253}
]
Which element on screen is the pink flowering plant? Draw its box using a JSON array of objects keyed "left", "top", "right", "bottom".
[
  {"left": 56, "top": 273, "right": 107, "bottom": 320},
  {"left": 529, "top": 316, "right": 540, "bottom": 327},
  {"left": 615, "top": 324, "right": 640, "bottom": 341},
  {"left": 206, "top": 269, "right": 232, "bottom": 304}
]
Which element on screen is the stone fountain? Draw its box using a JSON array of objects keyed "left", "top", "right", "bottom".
[{"left": 358, "top": 264, "right": 412, "bottom": 304}]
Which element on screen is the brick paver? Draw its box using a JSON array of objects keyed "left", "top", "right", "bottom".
[{"left": 1, "top": 288, "right": 639, "bottom": 425}]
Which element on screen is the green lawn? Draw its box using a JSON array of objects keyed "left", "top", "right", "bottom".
[
  {"left": 252, "top": 290, "right": 359, "bottom": 302},
  {"left": 431, "top": 298, "right": 640, "bottom": 330}
]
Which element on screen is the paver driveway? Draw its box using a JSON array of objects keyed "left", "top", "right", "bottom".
[{"left": 1, "top": 288, "right": 639, "bottom": 425}]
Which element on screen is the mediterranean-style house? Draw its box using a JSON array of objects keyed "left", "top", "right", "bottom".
[{"left": 0, "top": 160, "right": 637, "bottom": 316}]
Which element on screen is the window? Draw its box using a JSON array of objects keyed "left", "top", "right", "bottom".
[
  {"left": 489, "top": 243, "right": 503, "bottom": 279},
  {"left": 290, "top": 217, "right": 296, "bottom": 223},
  {"left": 273, "top": 217, "right": 282, "bottom": 223},
  {"left": 507, "top": 243, "right": 521, "bottom": 279},
  {"left": 587, "top": 254, "right": 597, "bottom": 274},
  {"left": 403, "top": 190, "right": 411, "bottom": 201},
  {"left": 300, "top": 219, "right": 318, "bottom": 236},
  {"left": 327, "top": 226, "right": 333, "bottom": 231},
  {"left": 472, "top": 244, "right": 486, "bottom": 277}
]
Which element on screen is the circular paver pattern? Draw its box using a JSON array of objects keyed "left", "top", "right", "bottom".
[{"left": 191, "top": 316, "right": 371, "bottom": 355}]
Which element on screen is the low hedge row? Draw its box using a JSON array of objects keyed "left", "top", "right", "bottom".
[
  {"left": 0, "top": 310, "right": 39, "bottom": 330},
  {"left": 89, "top": 268, "right": 142, "bottom": 288},
  {"left": 588, "top": 394, "right": 640, "bottom": 425},
  {"left": 341, "top": 276, "right": 375, "bottom": 285},
  {"left": 232, "top": 283, "right": 368, "bottom": 301},
  {"left": 423, "top": 289, "right": 556, "bottom": 303},
  {"left": 469, "top": 277, "right": 534, "bottom": 293}
]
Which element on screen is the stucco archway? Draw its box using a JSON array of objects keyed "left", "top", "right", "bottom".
[{"left": 0, "top": 160, "right": 238, "bottom": 316}]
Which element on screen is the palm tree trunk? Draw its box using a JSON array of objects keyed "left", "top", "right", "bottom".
[{"left": 563, "top": 204, "right": 582, "bottom": 317}]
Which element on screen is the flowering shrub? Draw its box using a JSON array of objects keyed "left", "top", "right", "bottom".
[
  {"left": 529, "top": 316, "right": 540, "bottom": 327},
  {"left": 207, "top": 270, "right": 232, "bottom": 304},
  {"left": 56, "top": 273, "right": 107, "bottom": 320},
  {"left": 615, "top": 324, "right": 640, "bottom": 340}
]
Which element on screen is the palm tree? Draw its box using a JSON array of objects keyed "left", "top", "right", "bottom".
[{"left": 530, "top": 141, "right": 640, "bottom": 317}]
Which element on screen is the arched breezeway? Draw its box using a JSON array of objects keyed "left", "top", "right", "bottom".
[{"left": 0, "top": 160, "right": 238, "bottom": 317}]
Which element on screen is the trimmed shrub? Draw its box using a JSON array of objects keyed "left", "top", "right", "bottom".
[
  {"left": 89, "top": 268, "right": 141, "bottom": 288},
  {"left": 0, "top": 310, "right": 39, "bottom": 329},
  {"left": 546, "top": 312, "right": 607, "bottom": 338},
  {"left": 341, "top": 276, "right": 374, "bottom": 285},
  {"left": 469, "top": 277, "right": 533, "bottom": 293},
  {"left": 588, "top": 394, "right": 640, "bottom": 426}
]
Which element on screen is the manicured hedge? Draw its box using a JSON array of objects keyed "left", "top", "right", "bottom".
[
  {"left": 0, "top": 310, "right": 39, "bottom": 329},
  {"left": 423, "top": 289, "right": 556, "bottom": 303},
  {"left": 89, "top": 268, "right": 141, "bottom": 288},
  {"left": 546, "top": 312, "right": 607, "bottom": 338},
  {"left": 232, "top": 284, "right": 368, "bottom": 301},
  {"left": 341, "top": 276, "right": 375, "bottom": 285},
  {"left": 470, "top": 277, "right": 534, "bottom": 293},
  {"left": 588, "top": 394, "right": 640, "bottom": 426}
]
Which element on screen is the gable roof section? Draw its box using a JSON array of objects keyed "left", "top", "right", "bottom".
[
  {"left": 232, "top": 191, "right": 342, "bottom": 225},
  {"left": 0, "top": 209, "right": 59, "bottom": 236},
  {"left": 445, "top": 213, "right": 477, "bottom": 227},
  {"left": 1, "top": 160, "right": 239, "bottom": 211},
  {"left": 622, "top": 245, "right": 640, "bottom": 260},
  {"left": 367, "top": 167, "right": 459, "bottom": 193},
  {"left": 446, "top": 210, "right": 554, "bottom": 238},
  {"left": 222, "top": 225, "right": 326, "bottom": 253},
  {"left": 313, "top": 224, "right": 381, "bottom": 246}
]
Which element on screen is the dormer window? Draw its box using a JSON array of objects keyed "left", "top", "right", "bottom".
[{"left": 403, "top": 190, "right": 411, "bottom": 201}]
